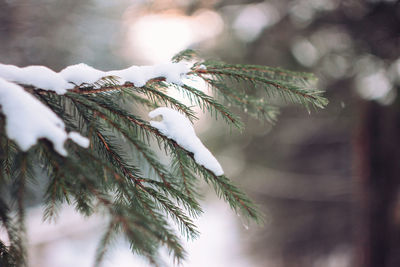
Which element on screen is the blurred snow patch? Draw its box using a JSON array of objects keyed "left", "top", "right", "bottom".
[
  {"left": 355, "top": 70, "right": 395, "bottom": 105},
  {"left": 289, "top": 0, "right": 339, "bottom": 26},
  {"left": 388, "top": 57, "right": 400, "bottom": 84},
  {"left": 291, "top": 38, "right": 319, "bottom": 67},
  {"left": 127, "top": 9, "right": 223, "bottom": 63},
  {"left": 233, "top": 3, "right": 280, "bottom": 42}
]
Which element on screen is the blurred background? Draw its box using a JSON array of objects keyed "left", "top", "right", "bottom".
[{"left": 0, "top": 0, "right": 399, "bottom": 266}]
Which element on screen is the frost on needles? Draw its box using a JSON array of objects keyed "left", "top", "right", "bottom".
[{"left": 0, "top": 49, "right": 328, "bottom": 266}]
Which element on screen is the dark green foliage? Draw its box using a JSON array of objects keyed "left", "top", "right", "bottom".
[{"left": 0, "top": 50, "right": 327, "bottom": 266}]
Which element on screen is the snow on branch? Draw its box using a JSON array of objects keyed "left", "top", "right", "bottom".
[
  {"left": 149, "top": 107, "right": 224, "bottom": 176},
  {"left": 0, "top": 61, "right": 191, "bottom": 156},
  {"left": 0, "top": 64, "right": 74, "bottom": 94},
  {"left": 0, "top": 62, "right": 190, "bottom": 94},
  {"left": 0, "top": 77, "right": 89, "bottom": 156}
]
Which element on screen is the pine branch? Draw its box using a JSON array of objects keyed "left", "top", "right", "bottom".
[
  {"left": 0, "top": 198, "right": 17, "bottom": 267},
  {"left": 171, "top": 148, "right": 200, "bottom": 200},
  {"left": 193, "top": 66, "right": 328, "bottom": 110},
  {"left": 138, "top": 83, "right": 198, "bottom": 122},
  {"left": 201, "top": 61, "right": 317, "bottom": 83},
  {"left": 88, "top": 107, "right": 173, "bottom": 185},
  {"left": 168, "top": 142, "right": 262, "bottom": 222},
  {"left": 201, "top": 77, "right": 280, "bottom": 122},
  {"left": 0, "top": 49, "right": 328, "bottom": 266},
  {"left": 142, "top": 179, "right": 202, "bottom": 218},
  {"left": 94, "top": 219, "right": 117, "bottom": 267},
  {"left": 140, "top": 186, "right": 199, "bottom": 239},
  {"left": 171, "top": 49, "right": 198, "bottom": 63},
  {"left": 41, "top": 159, "right": 70, "bottom": 222},
  {"left": 125, "top": 188, "right": 186, "bottom": 264},
  {"left": 176, "top": 84, "right": 244, "bottom": 129},
  {"left": 10, "top": 152, "right": 36, "bottom": 267},
  {"left": 40, "top": 142, "right": 186, "bottom": 264}
]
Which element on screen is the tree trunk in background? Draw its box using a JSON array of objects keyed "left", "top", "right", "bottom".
[{"left": 355, "top": 93, "right": 400, "bottom": 267}]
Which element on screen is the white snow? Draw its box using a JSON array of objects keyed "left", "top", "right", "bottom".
[
  {"left": 149, "top": 107, "right": 224, "bottom": 176},
  {"left": 0, "top": 62, "right": 190, "bottom": 94},
  {"left": 60, "top": 63, "right": 106, "bottom": 85},
  {"left": 0, "top": 64, "right": 74, "bottom": 94},
  {"left": 0, "top": 77, "right": 89, "bottom": 156},
  {"left": 68, "top": 132, "right": 90, "bottom": 148},
  {"left": 108, "top": 62, "right": 190, "bottom": 87},
  {"left": 0, "top": 60, "right": 191, "bottom": 156}
]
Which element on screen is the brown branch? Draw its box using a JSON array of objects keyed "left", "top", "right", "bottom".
[{"left": 68, "top": 77, "right": 167, "bottom": 94}]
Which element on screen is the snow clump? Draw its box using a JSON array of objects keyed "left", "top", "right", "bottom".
[
  {"left": 0, "top": 63, "right": 74, "bottom": 94},
  {"left": 149, "top": 107, "right": 224, "bottom": 176},
  {"left": 0, "top": 77, "right": 89, "bottom": 156},
  {"left": 0, "top": 60, "right": 191, "bottom": 156},
  {"left": 0, "top": 62, "right": 191, "bottom": 94}
]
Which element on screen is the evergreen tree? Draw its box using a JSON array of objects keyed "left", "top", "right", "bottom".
[{"left": 0, "top": 49, "right": 327, "bottom": 266}]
